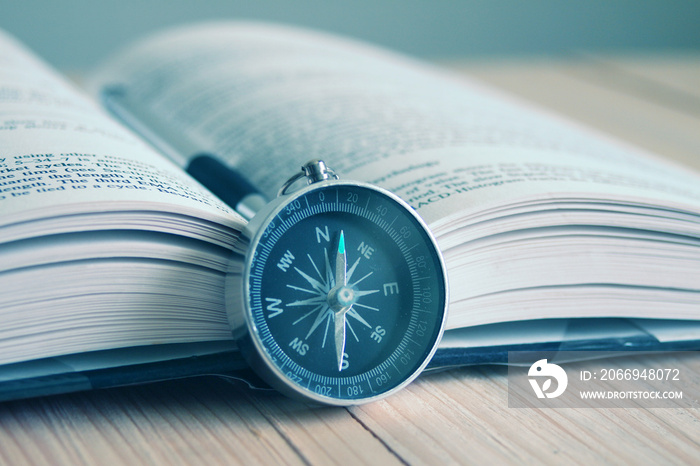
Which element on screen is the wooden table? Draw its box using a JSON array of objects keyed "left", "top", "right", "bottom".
[{"left": 2, "top": 54, "right": 700, "bottom": 465}]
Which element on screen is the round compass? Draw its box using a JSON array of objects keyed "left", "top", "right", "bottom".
[{"left": 227, "top": 161, "right": 448, "bottom": 405}]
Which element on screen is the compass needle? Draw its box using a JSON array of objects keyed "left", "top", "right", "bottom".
[
  {"left": 334, "top": 310, "right": 347, "bottom": 371},
  {"left": 335, "top": 230, "right": 347, "bottom": 287},
  {"left": 330, "top": 230, "right": 350, "bottom": 371}
]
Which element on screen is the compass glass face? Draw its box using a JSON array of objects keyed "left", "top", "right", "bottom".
[{"left": 245, "top": 182, "right": 446, "bottom": 403}]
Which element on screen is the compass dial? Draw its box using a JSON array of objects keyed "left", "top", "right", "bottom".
[{"left": 235, "top": 180, "right": 447, "bottom": 404}]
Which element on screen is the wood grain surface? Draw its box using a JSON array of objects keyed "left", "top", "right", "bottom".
[{"left": 2, "top": 53, "right": 699, "bottom": 465}]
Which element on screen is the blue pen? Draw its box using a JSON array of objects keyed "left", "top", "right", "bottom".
[{"left": 101, "top": 86, "right": 266, "bottom": 220}]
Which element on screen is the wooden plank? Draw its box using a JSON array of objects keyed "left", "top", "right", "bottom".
[
  {"left": 239, "top": 387, "right": 403, "bottom": 464},
  {"left": 2, "top": 358, "right": 698, "bottom": 465},
  {"left": 446, "top": 58, "right": 700, "bottom": 172},
  {"left": 0, "top": 377, "right": 399, "bottom": 465},
  {"left": 350, "top": 354, "right": 700, "bottom": 464},
  {"left": 586, "top": 52, "right": 700, "bottom": 103}
]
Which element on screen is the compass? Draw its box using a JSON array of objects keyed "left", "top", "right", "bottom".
[{"left": 227, "top": 160, "right": 448, "bottom": 405}]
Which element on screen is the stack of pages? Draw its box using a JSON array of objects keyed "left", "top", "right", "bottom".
[{"left": 1, "top": 23, "right": 699, "bottom": 400}]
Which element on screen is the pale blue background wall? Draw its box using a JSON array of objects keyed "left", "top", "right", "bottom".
[{"left": 2, "top": 0, "right": 700, "bottom": 70}]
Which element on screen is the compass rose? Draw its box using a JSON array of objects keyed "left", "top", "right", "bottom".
[{"left": 286, "top": 230, "right": 379, "bottom": 371}]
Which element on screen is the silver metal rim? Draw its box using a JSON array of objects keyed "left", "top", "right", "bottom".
[{"left": 240, "top": 179, "right": 449, "bottom": 405}]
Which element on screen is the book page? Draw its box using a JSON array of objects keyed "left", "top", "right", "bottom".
[
  {"left": 89, "top": 23, "right": 700, "bottom": 328},
  {"left": 0, "top": 30, "right": 252, "bottom": 365},
  {"left": 89, "top": 22, "right": 700, "bottom": 226},
  {"left": 0, "top": 30, "right": 244, "bottom": 242}
]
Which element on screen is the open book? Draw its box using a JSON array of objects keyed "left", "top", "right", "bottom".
[{"left": 2, "top": 23, "right": 700, "bottom": 401}]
